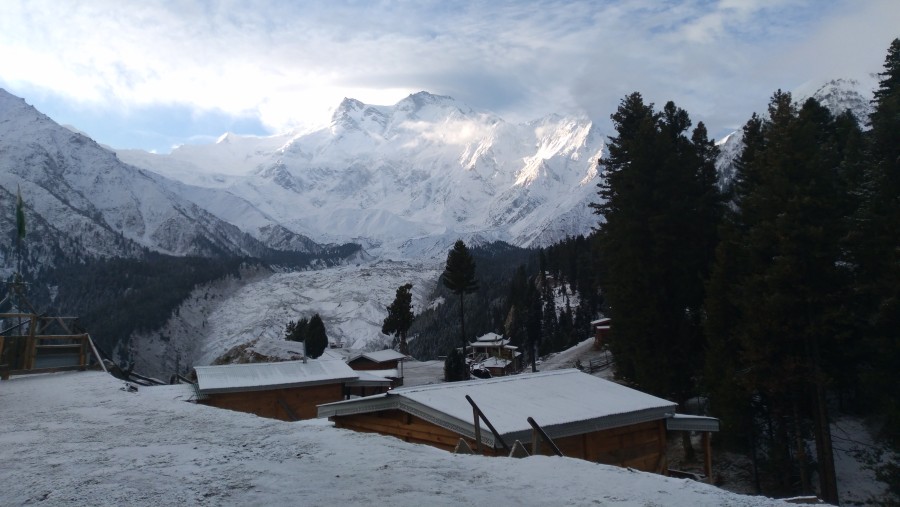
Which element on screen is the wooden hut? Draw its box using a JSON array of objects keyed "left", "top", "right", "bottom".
[
  {"left": 347, "top": 349, "right": 406, "bottom": 387},
  {"left": 194, "top": 359, "right": 390, "bottom": 421},
  {"left": 319, "top": 369, "right": 719, "bottom": 476},
  {"left": 590, "top": 318, "right": 611, "bottom": 350}
]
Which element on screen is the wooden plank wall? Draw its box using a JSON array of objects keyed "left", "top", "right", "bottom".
[
  {"left": 332, "top": 409, "right": 500, "bottom": 455},
  {"left": 550, "top": 420, "right": 667, "bottom": 473},
  {"left": 203, "top": 383, "right": 344, "bottom": 421},
  {"left": 332, "top": 410, "right": 666, "bottom": 472}
]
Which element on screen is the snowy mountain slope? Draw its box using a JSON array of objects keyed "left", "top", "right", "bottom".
[
  {"left": 128, "top": 260, "right": 442, "bottom": 377},
  {"left": 797, "top": 77, "right": 874, "bottom": 125},
  {"left": 117, "top": 91, "right": 604, "bottom": 256},
  {"left": 0, "top": 89, "right": 318, "bottom": 261}
]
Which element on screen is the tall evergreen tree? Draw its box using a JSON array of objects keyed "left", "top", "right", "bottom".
[
  {"left": 382, "top": 283, "right": 414, "bottom": 355},
  {"left": 703, "top": 90, "right": 860, "bottom": 501},
  {"left": 305, "top": 314, "right": 328, "bottom": 359},
  {"left": 593, "top": 93, "right": 722, "bottom": 409},
  {"left": 441, "top": 240, "right": 479, "bottom": 362},
  {"left": 443, "top": 347, "right": 467, "bottom": 382},
  {"left": 850, "top": 38, "right": 900, "bottom": 500}
]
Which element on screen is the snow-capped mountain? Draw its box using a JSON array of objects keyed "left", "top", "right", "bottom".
[
  {"left": 0, "top": 88, "right": 323, "bottom": 272},
  {"left": 117, "top": 91, "right": 604, "bottom": 257},
  {"left": 715, "top": 78, "right": 874, "bottom": 190},
  {"left": 800, "top": 78, "right": 874, "bottom": 125}
]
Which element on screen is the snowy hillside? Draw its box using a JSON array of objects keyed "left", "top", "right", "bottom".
[
  {"left": 128, "top": 260, "right": 443, "bottom": 378},
  {"left": 0, "top": 371, "right": 798, "bottom": 507},
  {"left": 117, "top": 91, "right": 604, "bottom": 255}
]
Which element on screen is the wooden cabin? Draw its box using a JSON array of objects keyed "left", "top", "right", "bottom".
[
  {"left": 194, "top": 359, "right": 390, "bottom": 421},
  {"left": 468, "top": 332, "right": 521, "bottom": 374},
  {"left": 319, "top": 369, "right": 719, "bottom": 477},
  {"left": 346, "top": 349, "right": 407, "bottom": 387}
]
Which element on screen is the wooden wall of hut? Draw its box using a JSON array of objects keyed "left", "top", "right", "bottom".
[
  {"left": 330, "top": 410, "right": 668, "bottom": 473},
  {"left": 201, "top": 383, "right": 344, "bottom": 421}
]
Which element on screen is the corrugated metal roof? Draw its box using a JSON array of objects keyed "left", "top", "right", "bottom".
[
  {"left": 195, "top": 360, "right": 358, "bottom": 394},
  {"left": 318, "top": 369, "right": 677, "bottom": 448},
  {"left": 666, "top": 414, "right": 720, "bottom": 432},
  {"left": 361, "top": 350, "right": 407, "bottom": 363},
  {"left": 347, "top": 370, "right": 394, "bottom": 387}
]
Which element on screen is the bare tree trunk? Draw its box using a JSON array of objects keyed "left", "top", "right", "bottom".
[
  {"left": 810, "top": 335, "right": 839, "bottom": 504},
  {"left": 459, "top": 293, "right": 469, "bottom": 379},
  {"left": 793, "top": 397, "right": 810, "bottom": 495}
]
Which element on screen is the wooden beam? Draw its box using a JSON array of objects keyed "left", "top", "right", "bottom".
[
  {"left": 527, "top": 417, "right": 563, "bottom": 457},
  {"left": 87, "top": 334, "right": 108, "bottom": 373},
  {"left": 473, "top": 404, "right": 482, "bottom": 454}
]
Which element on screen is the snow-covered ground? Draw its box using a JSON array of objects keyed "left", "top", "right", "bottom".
[{"left": 0, "top": 371, "right": 797, "bottom": 506}]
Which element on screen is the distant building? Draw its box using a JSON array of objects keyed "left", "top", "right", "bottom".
[
  {"left": 468, "top": 332, "right": 521, "bottom": 374},
  {"left": 347, "top": 349, "right": 406, "bottom": 385},
  {"left": 194, "top": 359, "right": 391, "bottom": 421},
  {"left": 590, "top": 318, "right": 611, "bottom": 350}
]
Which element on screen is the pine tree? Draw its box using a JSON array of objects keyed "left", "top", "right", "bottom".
[
  {"left": 305, "top": 314, "right": 328, "bottom": 358},
  {"left": 441, "top": 240, "right": 479, "bottom": 362},
  {"left": 443, "top": 347, "right": 467, "bottom": 382},
  {"left": 851, "top": 38, "right": 900, "bottom": 500},
  {"left": 593, "top": 93, "right": 722, "bottom": 406},
  {"left": 703, "top": 91, "right": 858, "bottom": 501},
  {"left": 382, "top": 283, "right": 414, "bottom": 355}
]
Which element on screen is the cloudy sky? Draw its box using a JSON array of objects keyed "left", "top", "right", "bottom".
[{"left": 1, "top": 0, "right": 898, "bottom": 153}]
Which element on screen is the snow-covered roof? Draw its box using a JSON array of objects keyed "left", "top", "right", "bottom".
[
  {"left": 474, "top": 332, "right": 504, "bottom": 342},
  {"left": 355, "top": 368, "right": 400, "bottom": 379},
  {"left": 318, "top": 369, "right": 677, "bottom": 448},
  {"left": 470, "top": 332, "right": 509, "bottom": 347},
  {"left": 347, "top": 370, "right": 394, "bottom": 387},
  {"left": 591, "top": 318, "right": 611, "bottom": 325},
  {"left": 348, "top": 349, "right": 407, "bottom": 364},
  {"left": 195, "top": 359, "right": 358, "bottom": 394},
  {"left": 666, "top": 414, "right": 721, "bottom": 432}
]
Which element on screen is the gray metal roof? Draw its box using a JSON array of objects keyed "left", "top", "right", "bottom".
[
  {"left": 318, "top": 369, "right": 678, "bottom": 448},
  {"left": 195, "top": 359, "right": 358, "bottom": 394},
  {"left": 348, "top": 349, "right": 407, "bottom": 364},
  {"left": 666, "top": 414, "right": 720, "bottom": 432}
]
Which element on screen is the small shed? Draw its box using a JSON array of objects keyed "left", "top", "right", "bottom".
[
  {"left": 590, "top": 318, "right": 611, "bottom": 350},
  {"left": 194, "top": 359, "right": 387, "bottom": 421},
  {"left": 319, "top": 369, "right": 716, "bottom": 474},
  {"left": 347, "top": 349, "right": 406, "bottom": 387}
]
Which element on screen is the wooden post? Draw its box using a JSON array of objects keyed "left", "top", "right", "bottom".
[
  {"left": 527, "top": 417, "right": 563, "bottom": 457},
  {"left": 26, "top": 315, "right": 38, "bottom": 370},
  {"left": 473, "top": 404, "right": 482, "bottom": 454},
  {"left": 531, "top": 427, "right": 541, "bottom": 456},
  {"left": 86, "top": 335, "right": 108, "bottom": 373},
  {"left": 702, "top": 432, "right": 713, "bottom": 484}
]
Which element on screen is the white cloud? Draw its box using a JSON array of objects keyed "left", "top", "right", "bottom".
[{"left": 0, "top": 0, "right": 898, "bottom": 144}]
